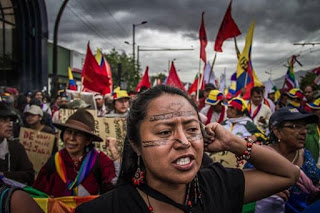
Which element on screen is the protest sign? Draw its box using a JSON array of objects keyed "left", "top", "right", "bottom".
[
  {"left": 209, "top": 151, "right": 245, "bottom": 169},
  {"left": 19, "top": 127, "right": 55, "bottom": 173}
]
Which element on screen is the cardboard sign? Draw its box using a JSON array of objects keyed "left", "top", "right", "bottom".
[
  {"left": 209, "top": 151, "right": 245, "bottom": 169},
  {"left": 19, "top": 127, "right": 55, "bottom": 174},
  {"left": 59, "top": 109, "right": 127, "bottom": 156}
]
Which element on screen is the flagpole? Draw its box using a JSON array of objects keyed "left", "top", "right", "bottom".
[
  {"left": 209, "top": 52, "right": 217, "bottom": 81},
  {"left": 234, "top": 37, "right": 240, "bottom": 59},
  {"left": 196, "top": 58, "right": 202, "bottom": 101}
]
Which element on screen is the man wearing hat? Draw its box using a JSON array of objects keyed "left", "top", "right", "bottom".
[
  {"left": 106, "top": 90, "right": 130, "bottom": 117},
  {"left": 305, "top": 98, "right": 320, "bottom": 165},
  {"left": 95, "top": 93, "right": 108, "bottom": 117},
  {"left": 222, "top": 97, "right": 266, "bottom": 143},
  {"left": 200, "top": 90, "right": 227, "bottom": 125},
  {"left": 24, "top": 105, "right": 57, "bottom": 154},
  {"left": 0, "top": 103, "right": 34, "bottom": 185},
  {"left": 33, "top": 109, "right": 115, "bottom": 197}
]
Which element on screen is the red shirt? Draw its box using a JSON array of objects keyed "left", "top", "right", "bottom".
[{"left": 33, "top": 149, "right": 115, "bottom": 197}]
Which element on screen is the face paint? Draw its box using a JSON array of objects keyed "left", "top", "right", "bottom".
[
  {"left": 142, "top": 133, "right": 203, "bottom": 148},
  {"left": 149, "top": 110, "right": 196, "bottom": 122}
]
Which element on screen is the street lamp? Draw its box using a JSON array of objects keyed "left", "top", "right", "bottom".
[{"left": 132, "top": 21, "right": 148, "bottom": 71}]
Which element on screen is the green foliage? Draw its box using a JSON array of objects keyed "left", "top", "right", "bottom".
[
  {"left": 150, "top": 73, "right": 167, "bottom": 85},
  {"left": 300, "top": 72, "right": 320, "bottom": 91},
  {"left": 104, "top": 49, "right": 140, "bottom": 91}
]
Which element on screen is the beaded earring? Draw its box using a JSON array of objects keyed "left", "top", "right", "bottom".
[{"left": 132, "top": 156, "right": 145, "bottom": 186}]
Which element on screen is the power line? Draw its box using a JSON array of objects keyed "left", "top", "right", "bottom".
[
  {"left": 67, "top": 0, "right": 127, "bottom": 50},
  {"left": 65, "top": 5, "right": 115, "bottom": 47},
  {"left": 95, "top": 0, "right": 130, "bottom": 38}
]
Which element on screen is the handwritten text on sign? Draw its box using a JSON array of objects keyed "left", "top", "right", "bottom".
[{"left": 19, "top": 127, "right": 55, "bottom": 174}]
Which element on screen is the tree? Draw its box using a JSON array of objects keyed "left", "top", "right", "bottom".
[
  {"left": 150, "top": 73, "right": 167, "bottom": 85},
  {"left": 300, "top": 71, "right": 320, "bottom": 91},
  {"left": 104, "top": 49, "right": 141, "bottom": 91}
]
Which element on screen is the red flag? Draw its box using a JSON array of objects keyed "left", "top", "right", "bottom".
[
  {"left": 81, "top": 43, "right": 110, "bottom": 95},
  {"left": 166, "top": 62, "right": 186, "bottom": 92},
  {"left": 188, "top": 74, "right": 204, "bottom": 95},
  {"left": 199, "top": 12, "right": 208, "bottom": 63},
  {"left": 312, "top": 66, "right": 320, "bottom": 75},
  {"left": 135, "top": 66, "right": 151, "bottom": 92},
  {"left": 100, "top": 57, "right": 113, "bottom": 94},
  {"left": 214, "top": 0, "right": 241, "bottom": 52}
]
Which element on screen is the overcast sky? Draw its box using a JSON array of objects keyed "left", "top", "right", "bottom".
[{"left": 45, "top": 0, "right": 320, "bottom": 84}]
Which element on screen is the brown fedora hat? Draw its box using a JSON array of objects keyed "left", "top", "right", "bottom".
[{"left": 54, "top": 109, "right": 103, "bottom": 142}]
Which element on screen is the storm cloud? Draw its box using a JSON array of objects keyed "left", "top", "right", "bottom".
[{"left": 45, "top": 0, "right": 320, "bottom": 83}]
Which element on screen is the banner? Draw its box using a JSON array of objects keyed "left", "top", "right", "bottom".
[
  {"left": 59, "top": 109, "right": 127, "bottom": 157},
  {"left": 19, "top": 127, "right": 55, "bottom": 174}
]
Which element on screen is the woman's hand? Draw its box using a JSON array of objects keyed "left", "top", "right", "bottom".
[
  {"left": 276, "top": 190, "right": 290, "bottom": 202},
  {"left": 204, "top": 122, "right": 236, "bottom": 153},
  {"left": 105, "top": 137, "right": 120, "bottom": 161}
]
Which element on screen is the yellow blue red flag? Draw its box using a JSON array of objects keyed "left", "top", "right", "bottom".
[{"left": 235, "top": 20, "right": 262, "bottom": 99}]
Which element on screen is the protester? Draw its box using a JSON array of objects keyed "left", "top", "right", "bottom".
[
  {"left": 198, "top": 84, "right": 215, "bottom": 110},
  {"left": 305, "top": 98, "right": 320, "bottom": 165},
  {"left": 32, "top": 90, "right": 52, "bottom": 116},
  {"left": 275, "top": 90, "right": 289, "bottom": 110},
  {"left": 287, "top": 88, "right": 304, "bottom": 112},
  {"left": 222, "top": 97, "right": 266, "bottom": 143},
  {"left": 106, "top": 90, "right": 130, "bottom": 117},
  {"left": 95, "top": 93, "right": 108, "bottom": 117},
  {"left": 247, "top": 87, "right": 272, "bottom": 133},
  {"left": 218, "top": 97, "right": 266, "bottom": 168},
  {"left": 303, "top": 85, "right": 315, "bottom": 112},
  {"left": 267, "top": 88, "right": 276, "bottom": 103},
  {"left": 24, "top": 105, "right": 58, "bottom": 154},
  {"left": 245, "top": 107, "right": 320, "bottom": 212},
  {"left": 200, "top": 90, "right": 227, "bottom": 125},
  {"left": 33, "top": 109, "right": 115, "bottom": 197},
  {"left": 51, "top": 95, "right": 62, "bottom": 116},
  {"left": 0, "top": 103, "right": 34, "bottom": 185},
  {"left": 303, "top": 85, "right": 314, "bottom": 104},
  {"left": 52, "top": 96, "right": 69, "bottom": 124},
  {"left": 76, "top": 85, "right": 299, "bottom": 213}
]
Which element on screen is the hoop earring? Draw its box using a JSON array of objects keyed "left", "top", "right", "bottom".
[{"left": 132, "top": 156, "right": 145, "bottom": 186}]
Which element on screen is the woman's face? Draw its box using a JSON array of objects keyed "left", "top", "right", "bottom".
[
  {"left": 63, "top": 128, "right": 91, "bottom": 158},
  {"left": 277, "top": 120, "right": 308, "bottom": 150},
  {"left": 138, "top": 94, "right": 203, "bottom": 186}
]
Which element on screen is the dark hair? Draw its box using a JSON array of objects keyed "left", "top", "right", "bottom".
[
  {"left": 29, "top": 98, "right": 41, "bottom": 107},
  {"left": 250, "top": 87, "right": 264, "bottom": 96},
  {"left": 118, "top": 85, "right": 202, "bottom": 184}
]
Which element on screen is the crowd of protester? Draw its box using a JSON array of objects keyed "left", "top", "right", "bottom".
[{"left": 0, "top": 83, "right": 319, "bottom": 212}]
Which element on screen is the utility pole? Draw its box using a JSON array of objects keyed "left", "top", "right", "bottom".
[{"left": 52, "top": 0, "right": 69, "bottom": 96}]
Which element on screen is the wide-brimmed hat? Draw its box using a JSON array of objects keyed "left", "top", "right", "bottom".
[
  {"left": 53, "top": 109, "right": 103, "bottom": 142},
  {"left": 205, "top": 90, "right": 223, "bottom": 106},
  {"left": 228, "top": 97, "right": 248, "bottom": 112},
  {"left": 0, "top": 103, "right": 17, "bottom": 119},
  {"left": 287, "top": 88, "right": 303, "bottom": 100},
  {"left": 306, "top": 98, "right": 320, "bottom": 110},
  {"left": 24, "top": 105, "right": 43, "bottom": 116},
  {"left": 269, "top": 107, "right": 318, "bottom": 128},
  {"left": 67, "top": 99, "right": 90, "bottom": 109},
  {"left": 113, "top": 90, "right": 130, "bottom": 101}
]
